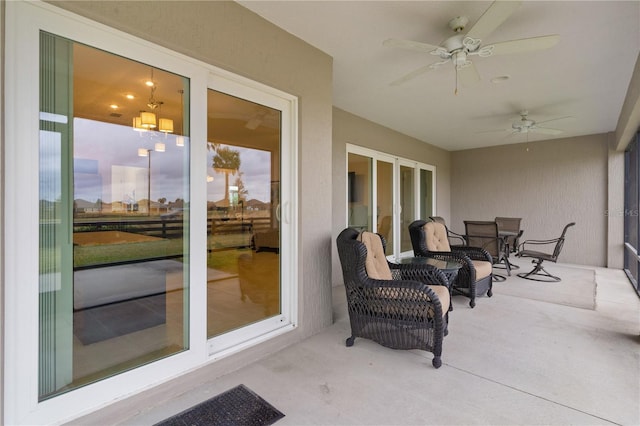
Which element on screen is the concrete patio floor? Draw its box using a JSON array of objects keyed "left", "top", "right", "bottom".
[{"left": 74, "top": 263, "right": 639, "bottom": 425}]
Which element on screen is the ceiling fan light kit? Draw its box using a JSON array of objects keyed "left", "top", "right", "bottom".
[{"left": 384, "top": 0, "right": 559, "bottom": 92}]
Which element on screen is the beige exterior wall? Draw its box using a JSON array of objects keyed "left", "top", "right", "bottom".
[
  {"left": 3, "top": 1, "right": 333, "bottom": 422},
  {"left": 332, "top": 107, "right": 451, "bottom": 284},
  {"left": 451, "top": 134, "right": 609, "bottom": 267}
]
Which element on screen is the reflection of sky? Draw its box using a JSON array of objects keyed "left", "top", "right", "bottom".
[
  {"left": 69, "top": 118, "right": 272, "bottom": 204},
  {"left": 73, "top": 118, "right": 188, "bottom": 203},
  {"left": 207, "top": 144, "right": 271, "bottom": 203}
]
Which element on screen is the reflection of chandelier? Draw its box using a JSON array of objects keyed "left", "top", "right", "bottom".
[{"left": 132, "top": 69, "right": 174, "bottom": 133}]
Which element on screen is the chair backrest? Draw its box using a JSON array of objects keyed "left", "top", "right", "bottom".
[
  {"left": 429, "top": 216, "right": 446, "bottom": 225},
  {"left": 357, "top": 231, "right": 392, "bottom": 280},
  {"left": 423, "top": 222, "right": 452, "bottom": 252},
  {"left": 464, "top": 221, "right": 500, "bottom": 258},
  {"left": 495, "top": 217, "right": 521, "bottom": 234},
  {"left": 552, "top": 222, "right": 576, "bottom": 260}
]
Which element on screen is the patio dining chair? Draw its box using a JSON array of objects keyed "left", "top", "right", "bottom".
[
  {"left": 336, "top": 228, "right": 450, "bottom": 368},
  {"left": 409, "top": 220, "right": 493, "bottom": 308},
  {"left": 464, "top": 220, "right": 511, "bottom": 281},
  {"left": 516, "top": 222, "right": 575, "bottom": 282},
  {"left": 495, "top": 217, "right": 524, "bottom": 254}
]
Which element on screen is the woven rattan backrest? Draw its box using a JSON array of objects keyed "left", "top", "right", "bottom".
[
  {"left": 423, "top": 222, "right": 451, "bottom": 252},
  {"left": 464, "top": 221, "right": 499, "bottom": 257}
]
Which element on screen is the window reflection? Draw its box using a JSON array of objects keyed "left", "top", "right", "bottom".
[
  {"left": 206, "top": 90, "right": 281, "bottom": 338},
  {"left": 39, "top": 33, "right": 189, "bottom": 399}
]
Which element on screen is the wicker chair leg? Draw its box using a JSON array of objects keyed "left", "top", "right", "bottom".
[
  {"left": 432, "top": 356, "right": 442, "bottom": 369},
  {"left": 346, "top": 336, "right": 355, "bottom": 347}
]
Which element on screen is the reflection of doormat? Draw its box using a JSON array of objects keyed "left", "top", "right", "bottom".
[
  {"left": 74, "top": 293, "right": 166, "bottom": 345},
  {"left": 155, "top": 384, "right": 285, "bottom": 426}
]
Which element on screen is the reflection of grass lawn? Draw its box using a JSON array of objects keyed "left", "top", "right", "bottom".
[
  {"left": 74, "top": 239, "right": 184, "bottom": 268},
  {"left": 70, "top": 232, "right": 251, "bottom": 276}
]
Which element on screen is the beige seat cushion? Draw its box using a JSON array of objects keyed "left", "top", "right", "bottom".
[
  {"left": 358, "top": 231, "right": 392, "bottom": 280},
  {"left": 423, "top": 222, "right": 451, "bottom": 252},
  {"left": 428, "top": 285, "right": 450, "bottom": 315},
  {"left": 472, "top": 260, "right": 492, "bottom": 280}
]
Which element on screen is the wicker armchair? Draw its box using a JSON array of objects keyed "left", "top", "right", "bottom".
[
  {"left": 336, "top": 228, "right": 451, "bottom": 368},
  {"left": 516, "top": 222, "right": 575, "bottom": 282},
  {"left": 409, "top": 220, "right": 493, "bottom": 308}
]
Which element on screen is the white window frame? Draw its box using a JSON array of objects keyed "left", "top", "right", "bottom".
[{"left": 3, "top": 2, "right": 298, "bottom": 424}]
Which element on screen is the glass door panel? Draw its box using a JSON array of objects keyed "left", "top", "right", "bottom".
[
  {"left": 420, "top": 168, "right": 435, "bottom": 220},
  {"left": 39, "top": 33, "right": 190, "bottom": 400},
  {"left": 376, "top": 160, "right": 394, "bottom": 249},
  {"left": 348, "top": 153, "right": 372, "bottom": 231},
  {"left": 206, "top": 90, "right": 281, "bottom": 338},
  {"left": 399, "top": 165, "right": 415, "bottom": 253}
]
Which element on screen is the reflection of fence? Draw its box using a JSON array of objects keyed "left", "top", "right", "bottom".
[
  {"left": 73, "top": 219, "right": 184, "bottom": 239},
  {"left": 72, "top": 217, "right": 274, "bottom": 239}
]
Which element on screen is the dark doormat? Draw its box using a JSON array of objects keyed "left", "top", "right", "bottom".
[{"left": 155, "top": 384, "right": 285, "bottom": 426}]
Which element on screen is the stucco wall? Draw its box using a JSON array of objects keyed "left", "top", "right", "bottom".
[
  {"left": 332, "top": 107, "right": 451, "bottom": 285},
  {"left": 451, "top": 134, "right": 609, "bottom": 267}
]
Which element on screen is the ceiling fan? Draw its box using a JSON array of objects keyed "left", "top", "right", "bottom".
[
  {"left": 383, "top": 1, "right": 559, "bottom": 92},
  {"left": 480, "top": 110, "right": 572, "bottom": 136}
]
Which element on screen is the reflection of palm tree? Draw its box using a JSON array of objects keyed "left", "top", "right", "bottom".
[{"left": 212, "top": 146, "right": 241, "bottom": 206}]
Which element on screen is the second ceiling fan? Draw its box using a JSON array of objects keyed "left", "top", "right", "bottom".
[{"left": 383, "top": 1, "right": 559, "bottom": 91}]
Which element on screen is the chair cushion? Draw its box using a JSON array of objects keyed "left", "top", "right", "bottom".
[
  {"left": 423, "top": 222, "right": 451, "bottom": 252},
  {"left": 358, "top": 231, "right": 392, "bottom": 280},
  {"left": 428, "top": 285, "right": 450, "bottom": 315},
  {"left": 472, "top": 260, "right": 492, "bottom": 280}
]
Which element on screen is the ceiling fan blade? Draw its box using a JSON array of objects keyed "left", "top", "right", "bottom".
[
  {"left": 531, "top": 126, "right": 563, "bottom": 135},
  {"left": 476, "top": 128, "right": 510, "bottom": 134},
  {"left": 458, "top": 62, "right": 480, "bottom": 87},
  {"left": 383, "top": 38, "right": 440, "bottom": 53},
  {"left": 389, "top": 63, "right": 436, "bottom": 86},
  {"left": 488, "top": 35, "right": 560, "bottom": 56},
  {"left": 466, "top": 0, "right": 522, "bottom": 41},
  {"left": 536, "top": 115, "right": 573, "bottom": 125}
]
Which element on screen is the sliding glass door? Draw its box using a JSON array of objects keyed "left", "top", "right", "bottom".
[
  {"left": 347, "top": 145, "right": 436, "bottom": 259},
  {"left": 5, "top": 3, "right": 298, "bottom": 422},
  {"left": 39, "top": 33, "right": 190, "bottom": 400},
  {"left": 206, "top": 90, "right": 282, "bottom": 338}
]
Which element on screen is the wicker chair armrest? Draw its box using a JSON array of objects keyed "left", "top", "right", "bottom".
[
  {"left": 451, "top": 246, "right": 493, "bottom": 263},
  {"left": 388, "top": 262, "right": 449, "bottom": 289},
  {"left": 448, "top": 230, "right": 467, "bottom": 246},
  {"left": 361, "top": 278, "right": 445, "bottom": 319}
]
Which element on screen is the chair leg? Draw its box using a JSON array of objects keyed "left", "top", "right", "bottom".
[
  {"left": 492, "top": 273, "right": 506, "bottom": 282},
  {"left": 432, "top": 356, "right": 442, "bottom": 369},
  {"left": 517, "top": 259, "right": 561, "bottom": 282}
]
